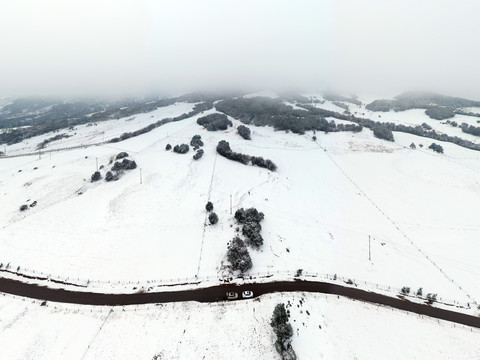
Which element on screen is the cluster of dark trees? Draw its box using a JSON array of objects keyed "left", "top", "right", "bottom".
[
  {"left": 19, "top": 200, "right": 37, "bottom": 212},
  {"left": 235, "top": 208, "right": 265, "bottom": 248},
  {"left": 216, "top": 140, "right": 277, "bottom": 171},
  {"left": 37, "top": 133, "right": 71, "bottom": 150},
  {"left": 215, "top": 97, "right": 362, "bottom": 135},
  {"left": 237, "top": 125, "right": 251, "bottom": 140},
  {"left": 190, "top": 135, "right": 203, "bottom": 149},
  {"left": 366, "top": 91, "right": 480, "bottom": 112},
  {"left": 460, "top": 123, "right": 480, "bottom": 136},
  {"left": 425, "top": 106, "right": 455, "bottom": 120},
  {"left": 455, "top": 110, "right": 480, "bottom": 118},
  {"left": 193, "top": 149, "right": 204, "bottom": 160},
  {"left": 421, "top": 122, "right": 432, "bottom": 130},
  {"left": 197, "top": 113, "right": 233, "bottom": 131},
  {"left": 173, "top": 144, "right": 189, "bottom": 154},
  {"left": 271, "top": 303, "right": 296, "bottom": 360},
  {"left": 372, "top": 125, "right": 394, "bottom": 141},
  {"left": 429, "top": 143, "right": 444, "bottom": 153},
  {"left": 205, "top": 201, "right": 218, "bottom": 224},
  {"left": 91, "top": 152, "right": 137, "bottom": 183},
  {"left": 227, "top": 237, "right": 252, "bottom": 273},
  {"left": 190, "top": 135, "right": 204, "bottom": 160},
  {"left": 112, "top": 158, "right": 137, "bottom": 171},
  {"left": 445, "top": 120, "right": 458, "bottom": 127},
  {"left": 401, "top": 287, "right": 438, "bottom": 303},
  {"left": 328, "top": 111, "right": 480, "bottom": 152},
  {"left": 109, "top": 102, "right": 213, "bottom": 144}
]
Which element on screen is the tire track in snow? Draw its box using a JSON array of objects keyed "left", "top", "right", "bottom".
[{"left": 195, "top": 151, "right": 218, "bottom": 278}]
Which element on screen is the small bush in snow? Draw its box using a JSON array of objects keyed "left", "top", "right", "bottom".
[
  {"left": 115, "top": 152, "right": 129, "bottom": 159},
  {"left": 426, "top": 293, "right": 437, "bottom": 302},
  {"left": 105, "top": 171, "right": 118, "bottom": 182},
  {"left": 428, "top": 143, "right": 444, "bottom": 153},
  {"left": 410, "top": 142, "right": 416, "bottom": 149},
  {"left": 173, "top": 144, "right": 189, "bottom": 154},
  {"left": 237, "top": 125, "right": 251, "bottom": 140},
  {"left": 91, "top": 171, "right": 101, "bottom": 182},
  {"left": 205, "top": 201, "right": 213, "bottom": 212},
  {"left": 208, "top": 212, "right": 219, "bottom": 225},
  {"left": 416, "top": 287, "right": 423, "bottom": 297},
  {"left": 19, "top": 204, "right": 28, "bottom": 212},
  {"left": 165, "top": 144, "right": 172, "bottom": 150},
  {"left": 193, "top": 149, "right": 204, "bottom": 160},
  {"left": 401, "top": 286, "right": 410, "bottom": 295}
]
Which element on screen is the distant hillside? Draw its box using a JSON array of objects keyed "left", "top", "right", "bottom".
[
  {"left": 366, "top": 92, "right": 480, "bottom": 117},
  {"left": 0, "top": 93, "right": 227, "bottom": 145}
]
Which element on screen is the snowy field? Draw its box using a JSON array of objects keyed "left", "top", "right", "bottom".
[
  {"left": 0, "top": 95, "right": 480, "bottom": 310},
  {"left": 0, "top": 292, "right": 477, "bottom": 360}
]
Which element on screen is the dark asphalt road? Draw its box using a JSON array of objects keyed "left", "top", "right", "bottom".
[{"left": 1, "top": 277, "right": 479, "bottom": 328}]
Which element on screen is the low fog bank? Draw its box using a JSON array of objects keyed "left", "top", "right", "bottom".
[{"left": 1, "top": 1, "right": 479, "bottom": 101}]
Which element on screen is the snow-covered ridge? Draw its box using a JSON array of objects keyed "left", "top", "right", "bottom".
[{"left": 0, "top": 94, "right": 479, "bottom": 307}]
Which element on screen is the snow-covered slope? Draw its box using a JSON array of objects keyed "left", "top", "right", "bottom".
[
  {"left": 1, "top": 93, "right": 480, "bottom": 358},
  {"left": 0, "top": 292, "right": 478, "bottom": 360},
  {"left": 1, "top": 95, "right": 480, "bottom": 307}
]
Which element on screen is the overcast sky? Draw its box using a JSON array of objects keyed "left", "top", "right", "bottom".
[{"left": 0, "top": 0, "right": 479, "bottom": 99}]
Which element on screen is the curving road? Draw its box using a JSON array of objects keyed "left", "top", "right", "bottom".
[{"left": 0, "top": 277, "right": 479, "bottom": 329}]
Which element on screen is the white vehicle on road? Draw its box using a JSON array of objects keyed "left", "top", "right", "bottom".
[
  {"left": 242, "top": 290, "right": 253, "bottom": 299},
  {"left": 226, "top": 292, "right": 238, "bottom": 300}
]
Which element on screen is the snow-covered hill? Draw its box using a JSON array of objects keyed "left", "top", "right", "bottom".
[{"left": 1, "top": 91, "right": 480, "bottom": 358}]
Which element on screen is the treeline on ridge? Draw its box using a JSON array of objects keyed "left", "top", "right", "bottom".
[{"left": 215, "top": 97, "right": 362, "bottom": 135}]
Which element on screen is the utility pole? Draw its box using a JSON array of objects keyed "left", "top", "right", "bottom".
[
  {"left": 230, "top": 194, "right": 232, "bottom": 214},
  {"left": 140, "top": 168, "right": 142, "bottom": 184},
  {"left": 96, "top": 157, "right": 98, "bottom": 171},
  {"left": 369, "top": 235, "right": 371, "bottom": 261}
]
